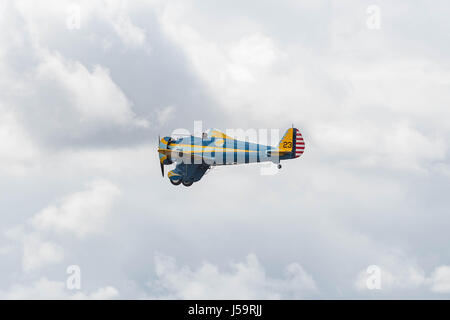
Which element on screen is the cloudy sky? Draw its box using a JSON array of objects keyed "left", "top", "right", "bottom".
[{"left": 0, "top": 0, "right": 449, "bottom": 299}]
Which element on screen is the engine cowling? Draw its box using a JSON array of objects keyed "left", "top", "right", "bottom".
[
  {"left": 168, "top": 170, "right": 182, "bottom": 182},
  {"left": 158, "top": 136, "right": 173, "bottom": 165}
]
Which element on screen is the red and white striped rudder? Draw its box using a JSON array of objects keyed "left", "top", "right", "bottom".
[{"left": 294, "top": 128, "right": 305, "bottom": 158}]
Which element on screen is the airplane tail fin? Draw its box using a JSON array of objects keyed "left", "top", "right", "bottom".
[{"left": 278, "top": 127, "right": 305, "bottom": 158}]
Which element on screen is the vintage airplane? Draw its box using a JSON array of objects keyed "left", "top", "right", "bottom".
[{"left": 158, "top": 127, "right": 305, "bottom": 186}]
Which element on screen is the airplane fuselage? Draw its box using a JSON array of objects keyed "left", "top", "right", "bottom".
[
  {"left": 165, "top": 135, "right": 288, "bottom": 166},
  {"left": 158, "top": 128, "right": 305, "bottom": 186}
]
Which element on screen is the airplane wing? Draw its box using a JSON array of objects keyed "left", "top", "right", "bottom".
[
  {"left": 159, "top": 148, "right": 215, "bottom": 165},
  {"left": 208, "top": 129, "right": 234, "bottom": 140},
  {"left": 168, "top": 162, "right": 211, "bottom": 185}
]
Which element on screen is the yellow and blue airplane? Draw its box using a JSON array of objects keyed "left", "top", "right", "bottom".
[{"left": 158, "top": 127, "right": 305, "bottom": 186}]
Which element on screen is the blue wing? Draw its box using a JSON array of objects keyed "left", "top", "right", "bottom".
[{"left": 167, "top": 163, "right": 210, "bottom": 184}]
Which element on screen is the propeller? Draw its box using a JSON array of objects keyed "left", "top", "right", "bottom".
[{"left": 158, "top": 135, "right": 164, "bottom": 177}]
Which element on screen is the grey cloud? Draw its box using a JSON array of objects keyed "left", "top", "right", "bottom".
[
  {"left": 0, "top": 0, "right": 450, "bottom": 300},
  {"left": 1, "top": 1, "right": 222, "bottom": 150}
]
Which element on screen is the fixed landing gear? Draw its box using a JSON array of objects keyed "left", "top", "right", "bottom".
[
  {"left": 182, "top": 180, "right": 194, "bottom": 187},
  {"left": 169, "top": 178, "right": 194, "bottom": 187},
  {"left": 170, "top": 179, "right": 182, "bottom": 186},
  {"left": 277, "top": 164, "right": 282, "bottom": 169}
]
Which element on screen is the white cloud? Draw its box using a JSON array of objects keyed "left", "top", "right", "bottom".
[
  {"left": 227, "top": 33, "right": 279, "bottom": 84},
  {"left": 158, "top": 6, "right": 282, "bottom": 104},
  {"left": 0, "top": 110, "right": 39, "bottom": 175},
  {"left": 2, "top": 178, "right": 122, "bottom": 284},
  {"left": 313, "top": 121, "right": 447, "bottom": 171},
  {"left": 109, "top": 15, "right": 146, "bottom": 48},
  {"left": 9, "top": 0, "right": 147, "bottom": 49},
  {"left": 97, "top": 0, "right": 147, "bottom": 48},
  {"left": 3, "top": 227, "right": 64, "bottom": 273},
  {"left": 155, "top": 105, "right": 175, "bottom": 127},
  {"left": 22, "top": 234, "right": 64, "bottom": 272},
  {"left": 36, "top": 50, "right": 148, "bottom": 127},
  {"left": 0, "top": 278, "right": 119, "bottom": 300},
  {"left": 45, "top": 144, "right": 157, "bottom": 177},
  {"left": 354, "top": 253, "right": 450, "bottom": 295},
  {"left": 72, "top": 286, "right": 120, "bottom": 300},
  {"left": 31, "top": 180, "right": 121, "bottom": 237},
  {"left": 359, "top": 249, "right": 431, "bottom": 292},
  {"left": 355, "top": 263, "right": 426, "bottom": 292},
  {"left": 0, "top": 1, "right": 149, "bottom": 152},
  {"left": 0, "top": 0, "right": 450, "bottom": 300},
  {"left": 156, "top": 1, "right": 450, "bottom": 174},
  {"left": 89, "top": 286, "right": 120, "bottom": 299},
  {"left": 428, "top": 266, "right": 450, "bottom": 293},
  {"left": 149, "top": 253, "right": 317, "bottom": 299},
  {"left": 1, "top": 179, "right": 121, "bottom": 272},
  {"left": 1, "top": 278, "right": 68, "bottom": 299}
]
